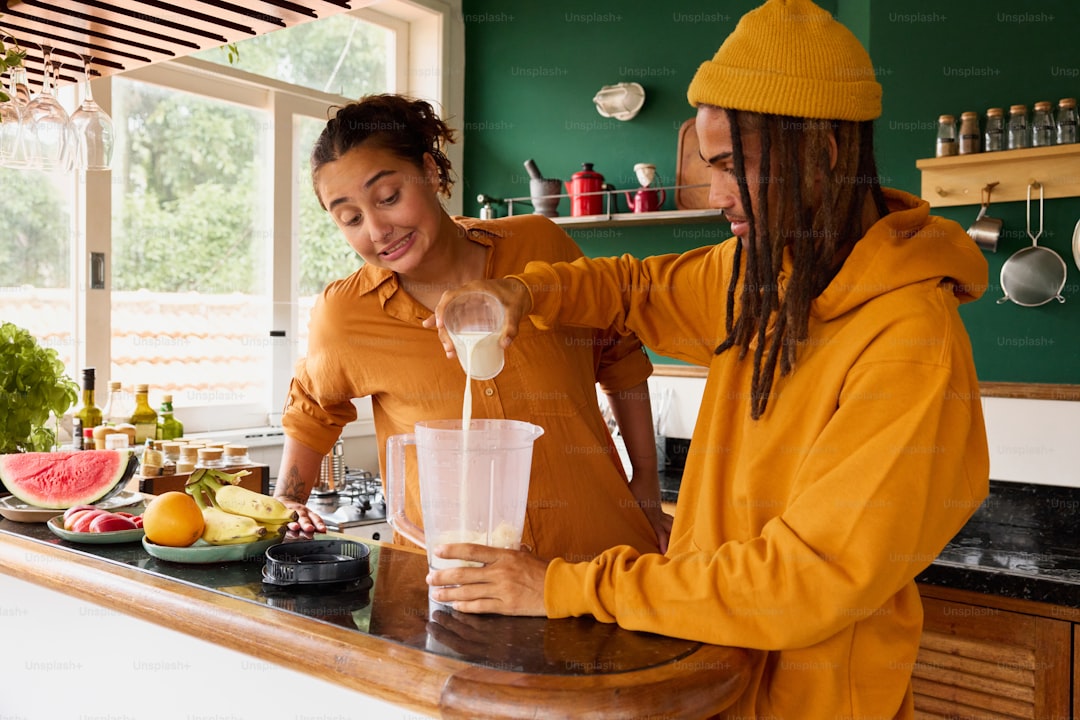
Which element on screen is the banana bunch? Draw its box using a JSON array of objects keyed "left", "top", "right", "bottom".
[{"left": 185, "top": 468, "right": 298, "bottom": 545}]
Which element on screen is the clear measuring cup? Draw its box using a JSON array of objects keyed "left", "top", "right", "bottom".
[
  {"left": 386, "top": 419, "right": 544, "bottom": 599},
  {"left": 443, "top": 291, "right": 505, "bottom": 380}
]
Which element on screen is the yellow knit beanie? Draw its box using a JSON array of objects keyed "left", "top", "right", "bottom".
[{"left": 687, "top": 0, "right": 881, "bottom": 121}]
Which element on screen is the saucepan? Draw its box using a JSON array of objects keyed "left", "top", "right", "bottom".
[
  {"left": 997, "top": 182, "right": 1067, "bottom": 307},
  {"left": 967, "top": 182, "right": 1003, "bottom": 252}
]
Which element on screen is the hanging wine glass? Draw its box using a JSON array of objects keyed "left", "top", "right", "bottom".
[
  {"left": 0, "top": 65, "right": 37, "bottom": 168},
  {"left": 25, "top": 48, "right": 76, "bottom": 172},
  {"left": 69, "top": 56, "right": 114, "bottom": 171}
]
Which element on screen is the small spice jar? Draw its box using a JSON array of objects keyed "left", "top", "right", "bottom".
[
  {"left": 223, "top": 444, "right": 252, "bottom": 467},
  {"left": 1031, "top": 101, "right": 1054, "bottom": 146},
  {"left": 958, "top": 112, "right": 980, "bottom": 154},
  {"left": 935, "top": 114, "right": 957, "bottom": 157},
  {"left": 196, "top": 447, "right": 225, "bottom": 469},
  {"left": 983, "top": 108, "right": 1005, "bottom": 152},
  {"left": 1056, "top": 98, "right": 1078, "bottom": 144},
  {"left": 1007, "top": 104, "right": 1029, "bottom": 149}
]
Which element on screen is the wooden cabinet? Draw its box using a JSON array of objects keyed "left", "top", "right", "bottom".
[{"left": 914, "top": 586, "right": 1075, "bottom": 720}]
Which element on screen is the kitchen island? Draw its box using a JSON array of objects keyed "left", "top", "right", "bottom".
[{"left": 0, "top": 511, "right": 757, "bottom": 719}]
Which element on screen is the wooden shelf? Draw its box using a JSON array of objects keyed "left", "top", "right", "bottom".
[{"left": 916, "top": 143, "right": 1080, "bottom": 207}]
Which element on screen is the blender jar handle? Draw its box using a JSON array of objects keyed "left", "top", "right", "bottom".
[{"left": 385, "top": 433, "right": 427, "bottom": 548}]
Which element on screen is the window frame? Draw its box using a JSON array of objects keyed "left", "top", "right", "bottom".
[{"left": 70, "top": 0, "right": 462, "bottom": 436}]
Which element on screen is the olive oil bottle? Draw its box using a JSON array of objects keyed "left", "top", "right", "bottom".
[
  {"left": 129, "top": 384, "right": 158, "bottom": 444},
  {"left": 156, "top": 394, "right": 183, "bottom": 441},
  {"left": 73, "top": 368, "right": 103, "bottom": 434}
]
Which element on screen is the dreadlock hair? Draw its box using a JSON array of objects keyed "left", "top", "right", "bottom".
[
  {"left": 310, "top": 94, "right": 457, "bottom": 208},
  {"left": 714, "top": 108, "right": 890, "bottom": 420}
]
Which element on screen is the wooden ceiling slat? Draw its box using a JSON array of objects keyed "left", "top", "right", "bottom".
[{"left": 0, "top": 0, "right": 356, "bottom": 88}]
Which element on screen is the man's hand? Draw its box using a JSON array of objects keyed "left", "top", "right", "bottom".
[{"left": 426, "top": 543, "right": 548, "bottom": 616}]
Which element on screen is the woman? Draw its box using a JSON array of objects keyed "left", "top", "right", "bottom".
[
  {"left": 274, "top": 94, "right": 671, "bottom": 559},
  {"left": 425, "top": 1, "right": 990, "bottom": 718}
]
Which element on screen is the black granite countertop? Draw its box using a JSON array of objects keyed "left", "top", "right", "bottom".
[
  {"left": 915, "top": 479, "right": 1080, "bottom": 608},
  {"left": 659, "top": 465, "right": 1079, "bottom": 609}
]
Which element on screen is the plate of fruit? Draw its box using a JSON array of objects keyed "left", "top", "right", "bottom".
[
  {"left": 48, "top": 506, "right": 145, "bottom": 544},
  {"left": 139, "top": 468, "right": 294, "bottom": 564}
]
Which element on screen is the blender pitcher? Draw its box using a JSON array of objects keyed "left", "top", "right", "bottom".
[{"left": 386, "top": 419, "right": 544, "bottom": 584}]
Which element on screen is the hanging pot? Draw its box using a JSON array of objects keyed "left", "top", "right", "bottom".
[
  {"left": 997, "top": 182, "right": 1067, "bottom": 307},
  {"left": 967, "top": 182, "right": 1003, "bottom": 252}
]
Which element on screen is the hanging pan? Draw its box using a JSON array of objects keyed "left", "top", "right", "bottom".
[{"left": 997, "top": 182, "right": 1067, "bottom": 307}]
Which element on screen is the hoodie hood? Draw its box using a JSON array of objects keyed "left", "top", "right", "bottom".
[{"left": 811, "top": 188, "right": 989, "bottom": 322}]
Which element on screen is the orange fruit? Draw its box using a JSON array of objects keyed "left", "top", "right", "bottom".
[{"left": 141, "top": 491, "right": 205, "bottom": 547}]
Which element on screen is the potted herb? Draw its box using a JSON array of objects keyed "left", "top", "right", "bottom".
[
  {"left": 0, "top": 322, "right": 78, "bottom": 453},
  {"left": 0, "top": 31, "right": 26, "bottom": 103}
]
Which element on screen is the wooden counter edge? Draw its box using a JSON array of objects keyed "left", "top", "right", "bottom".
[
  {"left": 0, "top": 531, "right": 756, "bottom": 719},
  {"left": 440, "top": 643, "right": 755, "bottom": 719}
]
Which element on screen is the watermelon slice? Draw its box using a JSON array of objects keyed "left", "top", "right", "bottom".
[{"left": 0, "top": 450, "right": 139, "bottom": 509}]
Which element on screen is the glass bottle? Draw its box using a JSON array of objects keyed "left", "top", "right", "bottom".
[
  {"left": 1056, "top": 98, "right": 1078, "bottom": 145},
  {"left": 128, "top": 384, "right": 158, "bottom": 445},
  {"left": 935, "top": 114, "right": 957, "bottom": 157},
  {"left": 102, "top": 380, "right": 131, "bottom": 426},
  {"left": 1031, "top": 101, "right": 1054, "bottom": 147},
  {"left": 73, "top": 368, "right": 103, "bottom": 433},
  {"left": 1007, "top": 105, "right": 1029, "bottom": 149},
  {"left": 983, "top": 108, "right": 1005, "bottom": 152},
  {"left": 157, "top": 394, "right": 184, "bottom": 440},
  {"left": 958, "top": 112, "right": 980, "bottom": 154}
]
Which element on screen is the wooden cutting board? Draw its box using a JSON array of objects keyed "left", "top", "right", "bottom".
[{"left": 675, "top": 117, "right": 710, "bottom": 210}]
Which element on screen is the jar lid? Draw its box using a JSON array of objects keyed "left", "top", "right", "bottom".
[
  {"left": 135, "top": 383, "right": 149, "bottom": 392},
  {"left": 198, "top": 448, "right": 224, "bottom": 460},
  {"left": 161, "top": 442, "right": 182, "bottom": 452},
  {"left": 224, "top": 444, "right": 249, "bottom": 456},
  {"left": 109, "top": 381, "right": 122, "bottom": 390},
  {"left": 1059, "top": 98, "right": 1077, "bottom": 108},
  {"left": 1009, "top": 104, "right": 1027, "bottom": 114},
  {"left": 163, "top": 394, "right": 173, "bottom": 402},
  {"left": 960, "top": 111, "right": 978, "bottom": 120},
  {"left": 1034, "top": 101, "right": 1052, "bottom": 112},
  {"left": 938, "top": 114, "right": 955, "bottom": 123},
  {"left": 179, "top": 445, "right": 200, "bottom": 459},
  {"left": 986, "top": 107, "right": 1003, "bottom": 116}
]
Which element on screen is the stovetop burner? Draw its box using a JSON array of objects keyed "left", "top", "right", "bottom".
[{"left": 303, "top": 468, "right": 387, "bottom": 530}]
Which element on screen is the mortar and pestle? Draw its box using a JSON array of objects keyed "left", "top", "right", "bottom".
[{"left": 524, "top": 158, "right": 562, "bottom": 217}]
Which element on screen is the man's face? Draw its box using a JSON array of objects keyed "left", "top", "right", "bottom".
[{"left": 695, "top": 105, "right": 764, "bottom": 244}]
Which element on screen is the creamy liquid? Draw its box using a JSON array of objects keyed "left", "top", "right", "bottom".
[{"left": 459, "top": 334, "right": 481, "bottom": 542}]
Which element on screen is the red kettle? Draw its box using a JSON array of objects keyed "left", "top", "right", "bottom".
[
  {"left": 564, "top": 163, "right": 606, "bottom": 216},
  {"left": 623, "top": 187, "right": 667, "bottom": 213}
]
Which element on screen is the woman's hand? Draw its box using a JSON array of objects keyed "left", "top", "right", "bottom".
[
  {"left": 423, "top": 278, "right": 533, "bottom": 361},
  {"left": 426, "top": 543, "right": 548, "bottom": 616},
  {"left": 642, "top": 504, "right": 674, "bottom": 554},
  {"left": 278, "top": 498, "right": 326, "bottom": 539}
]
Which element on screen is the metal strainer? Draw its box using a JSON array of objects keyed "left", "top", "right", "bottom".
[{"left": 997, "top": 182, "right": 1066, "bottom": 307}]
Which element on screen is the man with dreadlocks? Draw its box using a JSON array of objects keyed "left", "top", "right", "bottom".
[{"left": 425, "top": 0, "right": 990, "bottom": 717}]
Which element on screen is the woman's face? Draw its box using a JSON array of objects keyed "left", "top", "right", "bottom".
[
  {"left": 695, "top": 105, "right": 763, "bottom": 243},
  {"left": 314, "top": 143, "right": 444, "bottom": 274}
]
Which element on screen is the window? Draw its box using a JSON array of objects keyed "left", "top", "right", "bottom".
[
  {"left": 1, "top": 0, "right": 459, "bottom": 436},
  {"left": 110, "top": 77, "right": 272, "bottom": 408}
]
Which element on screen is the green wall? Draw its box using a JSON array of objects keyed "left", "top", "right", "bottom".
[{"left": 462, "top": 1, "right": 1080, "bottom": 382}]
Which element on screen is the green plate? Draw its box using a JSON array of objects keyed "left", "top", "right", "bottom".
[
  {"left": 47, "top": 515, "right": 146, "bottom": 544},
  {"left": 142, "top": 535, "right": 283, "bottom": 563}
]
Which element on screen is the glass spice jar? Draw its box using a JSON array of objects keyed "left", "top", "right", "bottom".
[
  {"left": 983, "top": 108, "right": 1005, "bottom": 152},
  {"left": 1056, "top": 98, "right": 1078, "bottom": 144},
  {"left": 1007, "top": 104, "right": 1030, "bottom": 149},
  {"left": 223, "top": 444, "right": 252, "bottom": 467},
  {"left": 958, "top": 112, "right": 980, "bottom": 154},
  {"left": 935, "top": 114, "right": 957, "bottom": 157},
  {"left": 1031, "top": 101, "right": 1054, "bottom": 146}
]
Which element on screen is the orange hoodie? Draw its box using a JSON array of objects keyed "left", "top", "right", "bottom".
[{"left": 514, "top": 189, "right": 990, "bottom": 720}]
